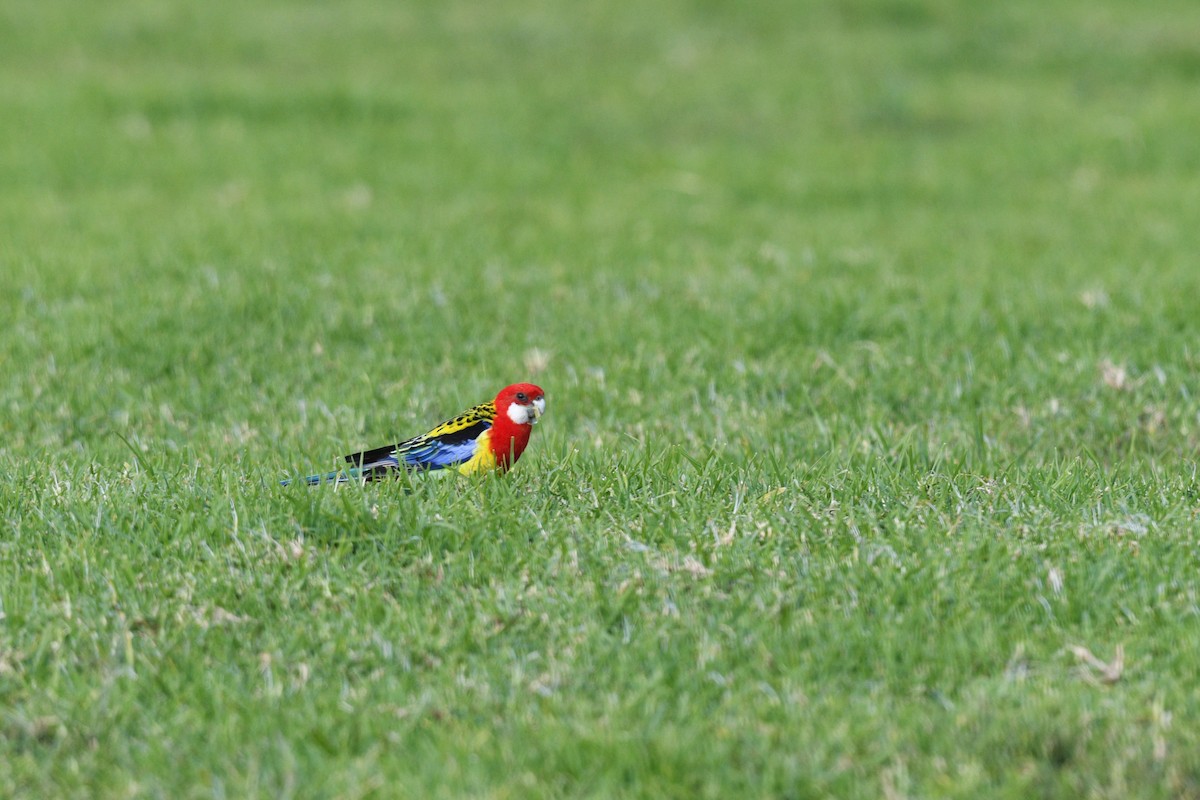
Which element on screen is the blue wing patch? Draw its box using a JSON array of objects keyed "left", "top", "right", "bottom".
[{"left": 395, "top": 436, "right": 482, "bottom": 470}]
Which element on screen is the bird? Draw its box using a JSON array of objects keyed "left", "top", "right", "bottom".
[{"left": 284, "top": 383, "right": 546, "bottom": 485}]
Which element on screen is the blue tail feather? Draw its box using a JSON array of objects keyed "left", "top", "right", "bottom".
[{"left": 280, "top": 468, "right": 365, "bottom": 486}]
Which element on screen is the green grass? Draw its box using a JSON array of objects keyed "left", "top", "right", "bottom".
[{"left": 3, "top": 0, "right": 1200, "bottom": 796}]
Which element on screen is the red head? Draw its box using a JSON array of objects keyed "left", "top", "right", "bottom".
[{"left": 489, "top": 383, "right": 546, "bottom": 471}]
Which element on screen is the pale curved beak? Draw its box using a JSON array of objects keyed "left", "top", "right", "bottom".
[{"left": 531, "top": 396, "right": 546, "bottom": 422}]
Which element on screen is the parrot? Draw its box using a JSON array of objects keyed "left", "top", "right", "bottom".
[{"left": 285, "top": 383, "right": 546, "bottom": 485}]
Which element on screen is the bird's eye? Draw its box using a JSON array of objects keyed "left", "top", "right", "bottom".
[{"left": 515, "top": 392, "right": 528, "bottom": 402}]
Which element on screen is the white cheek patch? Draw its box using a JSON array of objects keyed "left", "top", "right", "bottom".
[{"left": 507, "top": 403, "right": 529, "bottom": 425}]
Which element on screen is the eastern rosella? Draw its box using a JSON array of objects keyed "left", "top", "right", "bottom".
[{"left": 285, "top": 383, "right": 546, "bottom": 485}]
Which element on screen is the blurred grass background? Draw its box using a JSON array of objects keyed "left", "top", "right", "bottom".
[{"left": 3, "top": 0, "right": 1200, "bottom": 797}]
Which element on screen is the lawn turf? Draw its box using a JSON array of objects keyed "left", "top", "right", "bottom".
[{"left": 3, "top": 0, "right": 1200, "bottom": 797}]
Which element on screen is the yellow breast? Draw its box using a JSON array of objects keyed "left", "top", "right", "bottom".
[{"left": 456, "top": 430, "right": 498, "bottom": 476}]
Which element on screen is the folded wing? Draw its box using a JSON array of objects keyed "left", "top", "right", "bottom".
[{"left": 343, "top": 401, "right": 496, "bottom": 480}]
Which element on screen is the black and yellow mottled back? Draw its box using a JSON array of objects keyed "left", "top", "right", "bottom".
[{"left": 343, "top": 400, "right": 496, "bottom": 476}]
